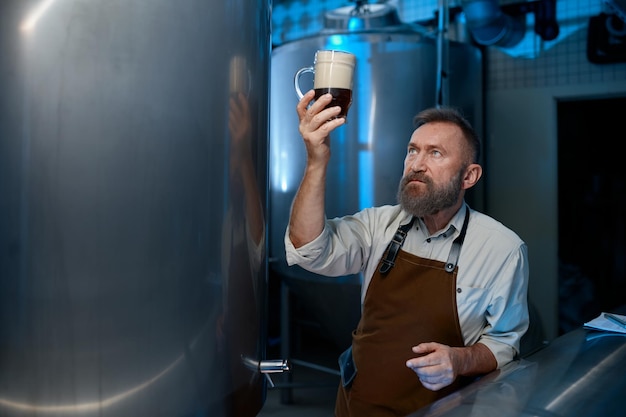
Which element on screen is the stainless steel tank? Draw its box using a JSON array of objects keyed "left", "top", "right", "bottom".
[
  {"left": 0, "top": 1, "right": 272, "bottom": 416},
  {"left": 269, "top": 3, "right": 483, "bottom": 351}
]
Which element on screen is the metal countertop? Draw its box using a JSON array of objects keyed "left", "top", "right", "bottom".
[{"left": 409, "top": 313, "right": 626, "bottom": 417}]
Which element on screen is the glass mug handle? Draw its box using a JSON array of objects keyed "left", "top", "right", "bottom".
[{"left": 294, "top": 66, "right": 314, "bottom": 99}]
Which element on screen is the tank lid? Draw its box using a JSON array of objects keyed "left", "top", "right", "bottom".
[{"left": 323, "top": 3, "right": 403, "bottom": 31}]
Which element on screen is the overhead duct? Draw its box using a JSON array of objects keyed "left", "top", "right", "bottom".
[{"left": 461, "top": 0, "right": 526, "bottom": 47}]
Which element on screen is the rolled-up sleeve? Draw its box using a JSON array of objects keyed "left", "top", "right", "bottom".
[
  {"left": 284, "top": 224, "right": 331, "bottom": 268},
  {"left": 284, "top": 207, "right": 403, "bottom": 278},
  {"left": 285, "top": 216, "right": 370, "bottom": 277}
]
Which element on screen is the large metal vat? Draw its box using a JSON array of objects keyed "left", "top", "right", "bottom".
[
  {"left": 0, "top": 1, "right": 271, "bottom": 416},
  {"left": 269, "top": 4, "right": 483, "bottom": 351}
]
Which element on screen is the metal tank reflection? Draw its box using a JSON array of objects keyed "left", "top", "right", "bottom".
[
  {"left": 0, "top": 1, "right": 272, "bottom": 416},
  {"left": 269, "top": 3, "right": 483, "bottom": 352}
]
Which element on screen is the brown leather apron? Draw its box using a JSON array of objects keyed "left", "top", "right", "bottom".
[{"left": 336, "top": 211, "right": 471, "bottom": 416}]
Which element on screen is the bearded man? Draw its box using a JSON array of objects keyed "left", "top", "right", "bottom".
[{"left": 285, "top": 94, "right": 529, "bottom": 417}]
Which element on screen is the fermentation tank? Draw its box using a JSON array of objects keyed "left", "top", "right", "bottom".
[
  {"left": 0, "top": 1, "right": 273, "bottom": 416},
  {"left": 270, "top": 3, "right": 483, "bottom": 351}
]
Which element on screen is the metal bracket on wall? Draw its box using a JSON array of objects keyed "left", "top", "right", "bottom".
[
  {"left": 500, "top": 0, "right": 560, "bottom": 41},
  {"left": 423, "top": 0, "right": 559, "bottom": 45},
  {"left": 603, "top": 0, "right": 626, "bottom": 22}
]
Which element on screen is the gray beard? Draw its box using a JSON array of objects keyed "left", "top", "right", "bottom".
[{"left": 396, "top": 170, "right": 463, "bottom": 217}]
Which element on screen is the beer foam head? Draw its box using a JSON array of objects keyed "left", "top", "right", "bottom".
[{"left": 313, "top": 50, "right": 355, "bottom": 89}]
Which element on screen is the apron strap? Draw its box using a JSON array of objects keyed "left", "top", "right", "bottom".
[
  {"left": 379, "top": 207, "right": 471, "bottom": 275},
  {"left": 378, "top": 217, "right": 416, "bottom": 274},
  {"left": 444, "top": 207, "right": 470, "bottom": 272}
]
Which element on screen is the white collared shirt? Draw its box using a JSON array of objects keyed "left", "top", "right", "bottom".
[{"left": 285, "top": 202, "right": 530, "bottom": 367}]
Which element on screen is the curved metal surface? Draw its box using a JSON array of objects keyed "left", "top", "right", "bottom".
[
  {"left": 269, "top": 28, "right": 483, "bottom": 349},
  {"left": 0, "top": 1, "right": 271, "bottom": 416},
  {"left": 408, "top": 324, "right": 626, "bottom": 417},
  {"left": 322, "top": 3, "right": 403, "bottom": 31}
]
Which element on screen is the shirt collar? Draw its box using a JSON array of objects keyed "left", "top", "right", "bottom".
[{"left": 415, "top": 201, "right": 469, "bottom": 239}]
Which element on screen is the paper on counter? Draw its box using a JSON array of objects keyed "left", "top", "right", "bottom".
[{"left": 584, "top": 312, "right": 626, "bottom": 334}]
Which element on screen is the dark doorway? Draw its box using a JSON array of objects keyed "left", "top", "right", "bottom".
[{"left": 557, "top": 96, "right": 626, "bottom": 335}]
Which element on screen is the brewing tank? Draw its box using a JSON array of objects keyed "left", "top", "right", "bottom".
[
  {"left": 0, "top": 1, "right": 271, "bottom": 416},
  {"left": 269, "top": 3, "right": 483, "bottom": 349}
]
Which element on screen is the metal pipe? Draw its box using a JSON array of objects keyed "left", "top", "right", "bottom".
[{"left": 436, "top": 0, "right": 450, "bottom": 107}]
